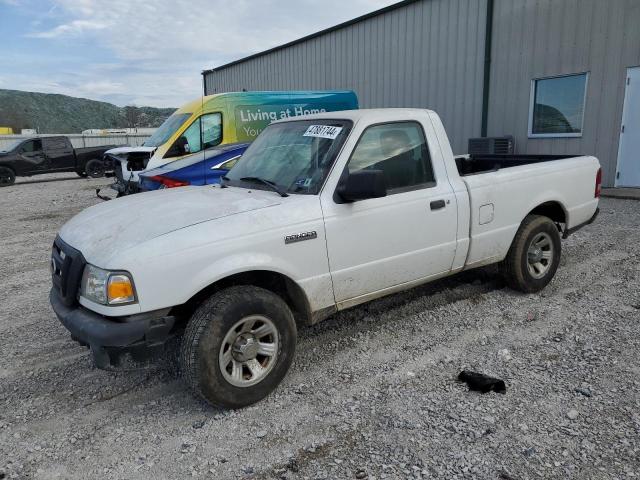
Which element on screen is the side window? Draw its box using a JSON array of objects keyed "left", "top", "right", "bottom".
[
  {"left": 202, "top": 113, "right": 222, "bottom": 149},
  {"left": 347, "top": 122, "right": 435, "bottom": 193},
  {"left": 179, "top": 113, "right": 222, "bottom": 155},
  {"left": 45, "top": 138, "right": 65, "bottom": 151},
  {"left": 21, "top": 139, "right": 42, "bottom": 154},
  {"left": 51, "top": 138, "right": 68, "bottom": 150},
  {"left": 181, "top": 119, "right": 202, "bottom": 154}
]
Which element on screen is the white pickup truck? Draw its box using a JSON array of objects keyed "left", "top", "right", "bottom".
[{"left": 50, "top": 109, "right": 600, "bottom": 408}]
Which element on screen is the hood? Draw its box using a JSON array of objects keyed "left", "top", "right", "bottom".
[
  {"left": 105, "top": 146, "right": 156, "bottom": 156},
  {"left": 59, "top": 186, "right": 282, "bottom": 266}
]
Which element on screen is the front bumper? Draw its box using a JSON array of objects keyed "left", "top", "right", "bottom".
[{"left": 50, "top": 288, "right": 175, "bottom": 369}]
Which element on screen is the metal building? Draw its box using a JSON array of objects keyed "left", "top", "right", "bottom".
[{"left": 203, "top": 0, "right": 640, "bottom": 187}]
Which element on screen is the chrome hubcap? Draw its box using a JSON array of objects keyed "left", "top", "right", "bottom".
[
  {"left": 219, "top": 315, "right": 279, "bottom": 387},
  {"left": 527, "top": 232, "right": 554, "bottom": 279}
]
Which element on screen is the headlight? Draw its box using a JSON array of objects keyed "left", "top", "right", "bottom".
[{"left": 80, "top": 265, "right": 137, "bottom": 305}]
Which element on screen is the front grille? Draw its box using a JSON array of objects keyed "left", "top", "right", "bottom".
[{"left": 51, "top": 236, "right": 86, "bottom": 307}]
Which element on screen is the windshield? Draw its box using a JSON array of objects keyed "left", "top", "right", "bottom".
[
  {"left": 0, "top": 139, "right": 23, "bottom": 152},
  {"left": 143, "top": 112, "right": 190, "bottom": 147},
  {"left": 225, "top": 120, "right": 351, "bottom": 195}
]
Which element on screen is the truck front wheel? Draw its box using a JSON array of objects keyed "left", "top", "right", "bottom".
[
  {"left": 502, "top": 214, "right": 561, "bottom": 293},
  {"left": 0, "top": 166, "right": 16, "bottom": 187},
  {"left": 180, "top": 286, "right": 297, "bottom": 409}
]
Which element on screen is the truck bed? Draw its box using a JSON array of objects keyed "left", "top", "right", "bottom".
[
  {"left": 455, "top": 154, "right": 578, "bottom": 176},
  {"left": 457, "top": 152, "right": 599, "bottom": 270}
]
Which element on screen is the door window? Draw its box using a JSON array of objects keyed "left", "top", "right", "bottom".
[
  {"left": 202, "top": 113, "right": 222, "bottom": 149},
  {"left": 46, "top": 137, "right": 69, "bottom": 150},
  {"left": 179, "top": 113, "right": 222, "bottom": 155},
  {"left": 347, "top": 122, "right": 435, "bottom": 194},
  {"left": 181, "top": 119, "right": 201, "bottom": 154},
  {"left": 21, "top": 139, "right": 42, "bottom": 153}
]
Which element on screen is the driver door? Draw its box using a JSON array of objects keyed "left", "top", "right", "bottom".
[
  {"left": 166, "top": 113, "right": 222, "bottom": 159},
  {"left": 321, "top": 121, "right": 458, "bottom": 304},
  {"left": 18, "top": 139, "right": 47, "bottom": 173}
]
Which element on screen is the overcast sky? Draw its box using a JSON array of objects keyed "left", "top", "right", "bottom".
[{"left": 0, "top": 0, "right": 397, "bottom": 108}]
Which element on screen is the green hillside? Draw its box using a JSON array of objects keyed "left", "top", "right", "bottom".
[{"left": 0, "top": 89, "right": 175, "bottom": 134}]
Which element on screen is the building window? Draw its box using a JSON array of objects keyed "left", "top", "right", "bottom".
[{"left": 529, "top": 73, "right": 588, "bottom": 138}]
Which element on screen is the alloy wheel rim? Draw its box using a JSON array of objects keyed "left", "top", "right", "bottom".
[
  {"left": 527, "top": 232, "right": 554, "bottom": 279},
  {"left": 219, "top": 315, "right": 279, "bottom": 387}
]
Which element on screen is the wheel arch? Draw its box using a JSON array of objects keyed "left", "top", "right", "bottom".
[
  {"left": 526, "top": 200, "right": 568, "bottom": 232},
  {"left": 171, "top": 269, "right": 315, "bottom": 328},
  {"left": 497, "top": 200, "right": 568, "bottom": 264}
]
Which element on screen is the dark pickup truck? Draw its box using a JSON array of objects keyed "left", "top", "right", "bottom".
[{"left": 0, "top": 136, "right": 118, "bottom": 186}]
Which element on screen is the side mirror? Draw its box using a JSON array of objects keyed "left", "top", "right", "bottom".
[
  {"left": 337, "top": 169, "right": 387, "bottom": 202},
  {"left": 166, "top": 136, "right": 189, "bottom": 158}
]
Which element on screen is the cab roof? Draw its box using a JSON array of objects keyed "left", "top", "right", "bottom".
[{"left": 272, "top": 108, "right": 435, "bottom": 124}]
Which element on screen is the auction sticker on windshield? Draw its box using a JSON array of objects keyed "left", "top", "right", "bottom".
[{"left": 303, "top": 125, "right": 343, "bottom": 140}]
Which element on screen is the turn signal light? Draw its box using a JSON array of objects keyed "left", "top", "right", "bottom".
[
  {"left": 150, "top": 175, "right": 190, "bottom": 188},
  {"left": 107, "top": 275, "right": 135, "bottom": 304}
]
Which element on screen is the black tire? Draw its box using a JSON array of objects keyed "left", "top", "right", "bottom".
[
  {"left": 180, "top": 286, "right": 296, "bottom": 409},
  {"left": 501, "top": 214, "right": 562, "bottom": 293},
  {"left": 76, "top": 170, "right": 88, "bottom": 178},
  {"left": 0, "top": 166, "right": 16, "bottom": 187},
  {"left": 85, "top": 159, "right": 105, "bottom": 178}
]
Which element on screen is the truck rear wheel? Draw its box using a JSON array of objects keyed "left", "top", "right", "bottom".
[
  {"left": 85, "top": 159, "right": 105, "bottom": 178},
  {"left": 180, "top": 286, "right": 296, "bottom": 409},
  {"left": 502, "top": 215, "right": 561, "bottom": 293},
  {"left": 0, "top": 166, "right": 16, "bottom": 187}
]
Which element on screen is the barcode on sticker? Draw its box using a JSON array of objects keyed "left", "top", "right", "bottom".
[{"left": 303, "top": 125, "right": 343, "bottom": 139}]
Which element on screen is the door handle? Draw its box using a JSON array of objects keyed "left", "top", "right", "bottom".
[{"left": 430, "top": 199, "right": 446, "bottom": 210}]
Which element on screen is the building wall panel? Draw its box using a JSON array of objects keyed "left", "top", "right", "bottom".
[
  {"left": 204, "top": 0, "right": 489, "bottom": 154},
  {"left": 487, "top": 0, "right": 640, "bottom": 185},
  {"left": 204, "top": 0, "right": 638, "bottom": 186}
]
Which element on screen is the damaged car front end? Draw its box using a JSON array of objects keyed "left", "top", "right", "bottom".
[{"left": 103, "top": 146, "right": 156, "bottom": 197}]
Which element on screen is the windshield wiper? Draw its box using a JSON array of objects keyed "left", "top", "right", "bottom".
[{"left": 239, "top": 176, "right": 289, "bottom": 197}]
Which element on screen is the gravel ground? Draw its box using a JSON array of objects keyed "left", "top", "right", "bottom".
[{"left": 1, "top": 173, "right": 639, "bottom": 480}]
